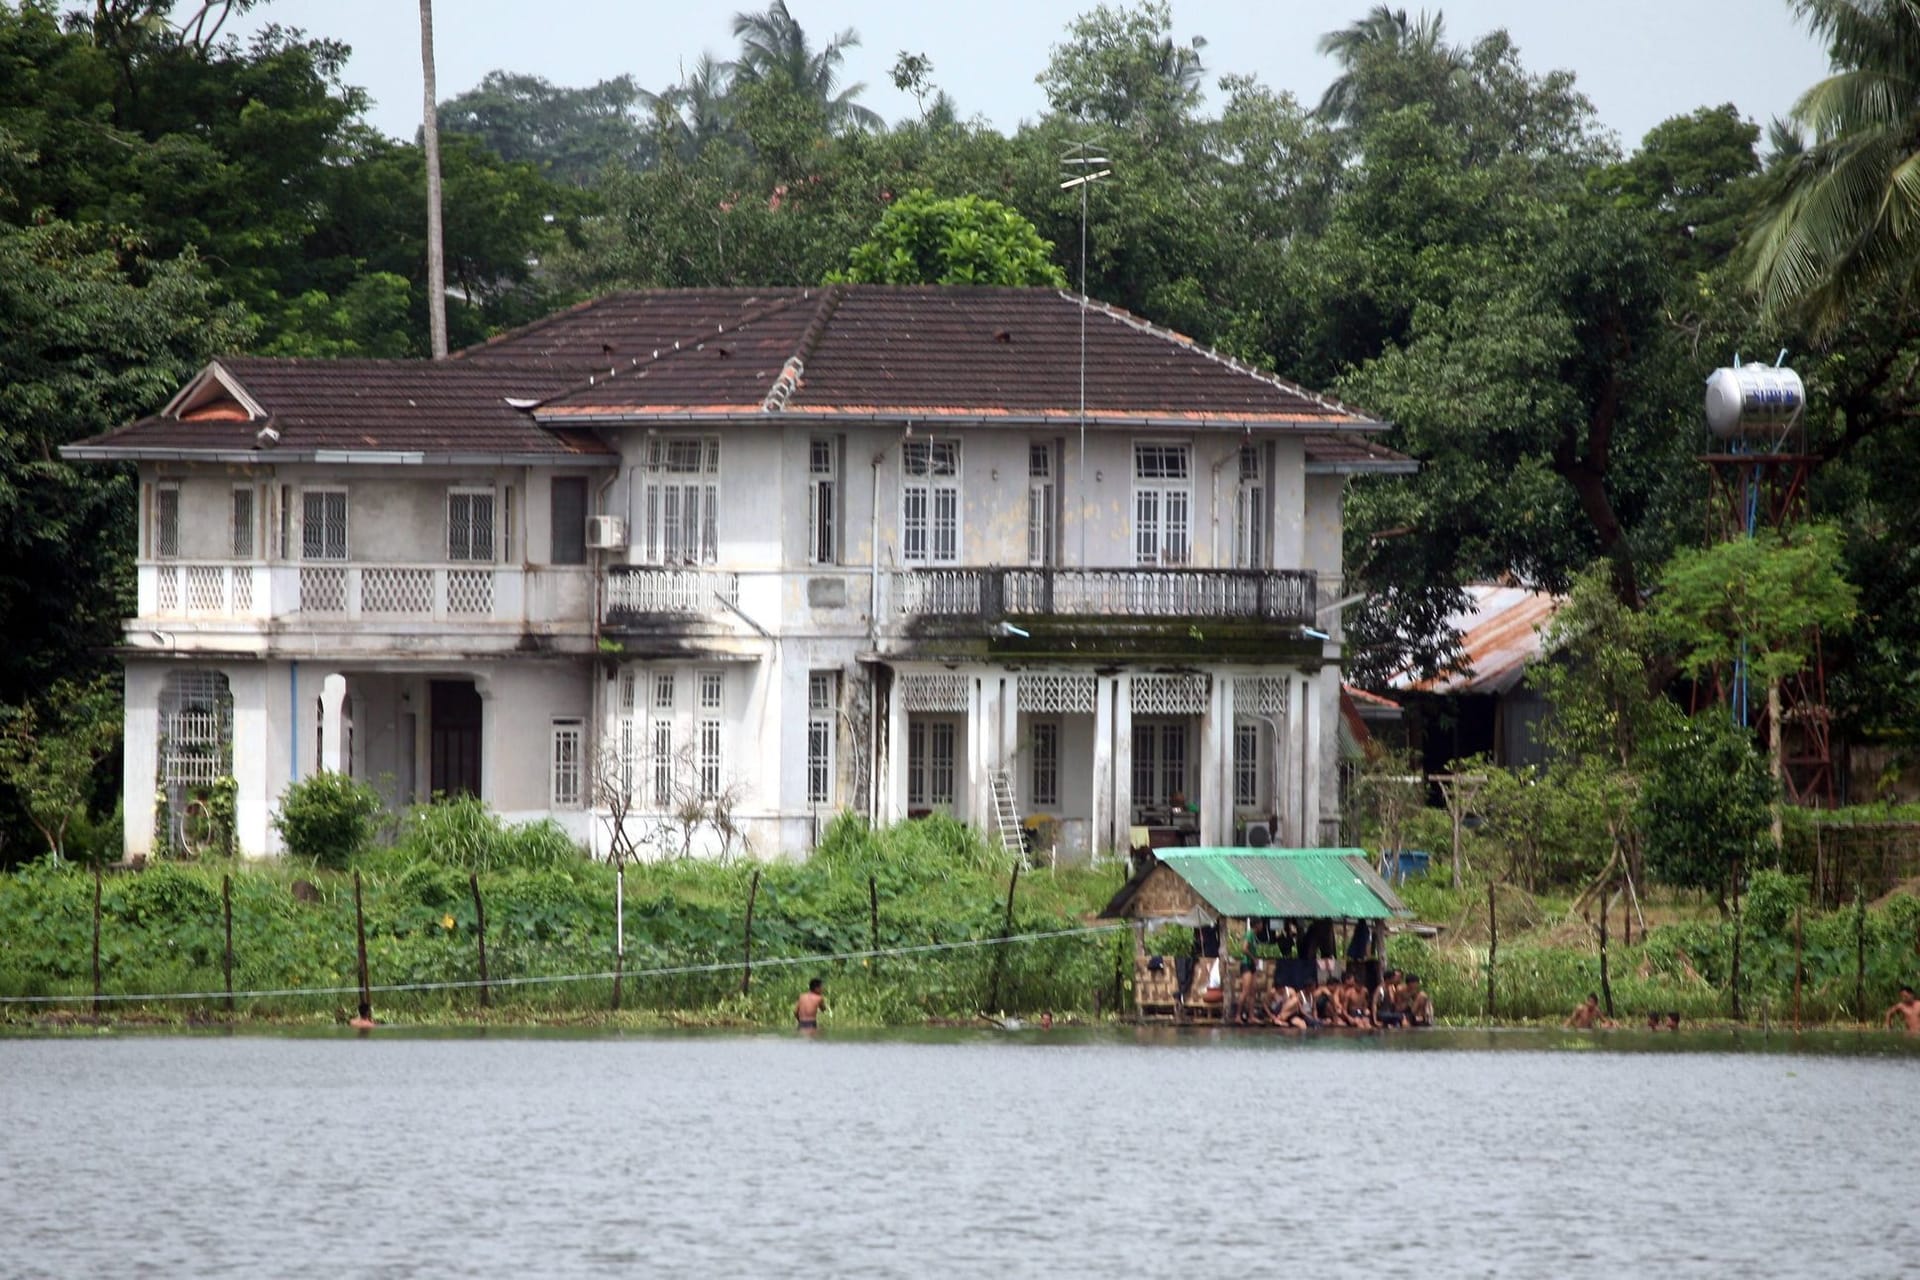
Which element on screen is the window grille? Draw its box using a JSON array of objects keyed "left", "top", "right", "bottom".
[
  {"left": 807, "top": 671, "right": 836, "bottom": 806},
  {"left": 640, "top": 436, "right": 720, "bottom": 565},
  {"left": 1131, "top": 722, "right": 1188, "bottom": 807},
  {"left": 1235, "top": 444, "right": 1266, "bottom": 569},
  {"left": 1031, "top": 721, "right": 1059, "bottom": 807},
  {"left": 302, "top": 490, "right": 348, "bottom": 561},
  {"left": 1027, "top": 443, "right": 1055, "bottom": 566},
  {"left": 908, "top": 720, "right": 957, "bottom": 807},
  {"left": 900, "top": 672, "right": 968, "bottom": 712},
  {"left": 698, "top": 718, "right": 722, "bottom": 798},
  {"left": 699, "top": 670, "right": 723, "bottom": 711},
  {"left": 1234, "top": 722, "right": 1260, "bottom": 808},
  {"left": 158, "top": 670, "right": 233, "bottom": 787},
  {"left": 448, "top": 491, "right": 496, "bottom": 561},
  {"left": 1133, "top": 444, "right": 1191, "bottom": 566},
  {"left": 551, "top": 719, "right": 584, "bottom": 808},
  {"left": 231, "top": 488, "right": 255, "bottom": 559},
  {"left": 809, "top": 438, "right": 837, "bottom": 564},
  {"left": 902, "top": 439, "right": 960, "bottom": 564},
  {"left": 1017, "top": 674, "right": 1095, "bottom": 715},
  {"left": 1130, "top": 673, "right": 1208, "bottom": 716},
  {"left": 154, "top": 487, "right": 180, "bottom": 559},
  {"left": 1240, "top": 675, "right": 1288, "bottom": 719}
]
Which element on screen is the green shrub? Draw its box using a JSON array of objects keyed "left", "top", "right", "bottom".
[
  {"left": 394, "top": 796, "right": 583, "bottom": 872},
  {"left": 273, "top": 773, "right": 381, "bottom": 869}
]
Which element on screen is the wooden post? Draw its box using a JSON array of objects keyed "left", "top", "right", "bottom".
[
  {"left": 469, "top": 873, "right": 490, "bottom": 1009},
  {"left": 352, "top": 870, "right": 371, "bottom": 1022},
  {"left": 1854, "top": 884, "right": 1866, "bottom": 1021},
  {"left": 987, "top": 861, "right": 1021, "bottom": 1013},
  {"left": 222, "top": 873, "right": 234, "bottom": 1019},
  {"left": 91, "top": 860, "right": 103, "bottom": 1019},
  {"left": 1792, "top": 906, "right": 1804, "bottom": 1030},
  {"left": 868, "top": 874, "right": 880, "bottom": 960},
  {"left": 1729, "top": 860, "right": 1744, "bottom": 1021},
  {"left": 740, "top": 869, "right": 760, "bottom": 996},
  {"left": 1598, "top": 883, "right": 1613, "bottom": 1019},
  {"left": 1485, "top": 879, "right": 1497, "bottom": 1021}
]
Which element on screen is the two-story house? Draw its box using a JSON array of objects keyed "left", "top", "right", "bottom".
[{"left": 64, "top": 285, "right": 1411, "bottom": 860}]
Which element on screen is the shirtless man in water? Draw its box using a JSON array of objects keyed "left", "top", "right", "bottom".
[
  {"left": 1565, "top": 993, "right": 1617, "bottom": 1030},
  {"left": 1885, "top": 985, "right": 1920, "bottom": 1035},
  {"left": 795, "top": 978, "right": 826, "bottom": 1030}
]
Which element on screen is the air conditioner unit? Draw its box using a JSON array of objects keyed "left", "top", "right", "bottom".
[
  {"left": 585, "top": 515, "right": 628, "bottom": 550},
  {"left": 1241, "top": 820, "right": 1273, "bottom": 849}
]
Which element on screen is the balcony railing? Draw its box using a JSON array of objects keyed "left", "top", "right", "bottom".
[
  {"left": 891, "top": 567, "right": 1317, "bottom": 624},
  {"left": 140, "top": 561, "right": 531, "bottom": 623},
  {"left": 603, "top": 566, "right": 740, "bottom": 618}
]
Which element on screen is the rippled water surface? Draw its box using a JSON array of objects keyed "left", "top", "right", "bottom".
[{"left": 3, "top": 1028, "right": 1917, "bottom": 1278}]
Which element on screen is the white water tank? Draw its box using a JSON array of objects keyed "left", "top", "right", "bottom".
[{"left": 1704, "top": 365, "right": 1806, "bottom": 439}]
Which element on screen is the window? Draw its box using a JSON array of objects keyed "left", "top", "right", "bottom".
[
  {"left": 153, "top": 486, "right": 180, "bottom": 559},
  {"left": 808, "top": 438, "right": 838, "bottom": 564},
  {"left": 302, "top": 490, "right": 348, "bottom": 561},
  {"left": 697, "top": 670, "right": 723, "bottom": 799},
  {"left": 807, "top": 672, "right": 836, "bottom": 805},
  {"left": 1133, "top": 444, "right": 1191, "bottom": 566},
  {"left": 1030, "top": 721, "right": 1059, "bottom": 808},
  {"left": 639, "top": 436, "right": 719, "bottom": 565},
  {"left": 907, "top": 719, "right": 957, "bottom": 808},
  {"left": 1027, "top": 443, "right": 1056, "bottom": 567},
  {"left": 231, "top": 488, "right": 255, "bottom": 559},
  {"left": 617, "top": 671, "right": 637, "bottom": 797},
  {"left": 448, "top": 490, "right": 496, "bottom": 562},
  {"left": 650, "top": 673, "right": 675, "bottom": 807},
  {"left": 1234, "top": 444, "right": 1266, "bottom": 569},
  {"left": 550, "top": 476, "right": 588, "bottom": 565},
  {"left": 1131, "top": 721, "right": 1188, "bottom": 808},
  {"left": 1234, "top": 721, "right": 1261, "bottom": 808},
  {"left": 902, "top": 439, "right": 960, "bottom": 564},
  {"left": 551, "top": 719, "right": 584, "bottom": 808}
]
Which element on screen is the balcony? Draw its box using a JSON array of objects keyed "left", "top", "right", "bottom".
[
  {"left": 602, "top": 566, "right": 740, "bottom": 621},
  {"left": 139, "top": 561, "right": 547, "bottom": 625},
  {"left": 889, "top": 567, "right": 1318, "bottom": 624}
]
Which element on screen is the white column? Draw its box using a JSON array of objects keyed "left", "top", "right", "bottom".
[
  {"left": 319, "top": 672, "right": 346, "bottom": 773},
  {"left": 998, "top": 673, "right": 1019, "bottom": 785},
  {"left": 1201, "top": 674, "right": 1234, "bottom": 847},
  {"left": 886, "top": 669, "right": 909, "bottom": 823},
  {"left": 122, "top": 663, "right": 163, "bottom": 859},
  {"left": 474, "top": 670, "right": 496, "bottom": 806},
  {"left": 1090, "top": 675, "right": 1113, "bottom": 860},
  {"left": 1309, "top": 667, "right": 1333, "bottom": 845},
  {"left": 224, "top": 665, "right": 271, "bottom": 856},
  {"left": 966, "top": 675, "right": 988, "bottom": 827},
  {"left": 1111, "top": 674, "right": 1133, "bottom": 853}
]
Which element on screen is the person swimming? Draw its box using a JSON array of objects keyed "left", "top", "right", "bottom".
[{"left": 795, "top": 977, "right": 825, "bottom": 1030}]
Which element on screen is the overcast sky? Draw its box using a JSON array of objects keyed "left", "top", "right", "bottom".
[{"left": 233, "top": 1, "right": 1833, "bottom": 153}]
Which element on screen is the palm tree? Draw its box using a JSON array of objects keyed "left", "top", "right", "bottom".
[
  {"left": 642, "top": 53, "right": 739, "bottom": 161},
  {"left": 728, "top": 1, "right": 881, "bottom": 132},
  {"left": 1747, "top": 0, "right": 1920, "bottom": 331},
  {"left": 419, "top": 0, "right": 447, "bottom": 358},
  {"left": 1315, "top": 5, "right": 1459, "bottom": 125}
]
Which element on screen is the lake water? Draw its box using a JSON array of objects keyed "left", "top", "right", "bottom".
[{"left": 3, "top": 1028, "right": 1916, "bottom": 1278}]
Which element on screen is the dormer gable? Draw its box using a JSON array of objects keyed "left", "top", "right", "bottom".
[{"left": 161, "top": 361, "right": 266, "bottom": 423}]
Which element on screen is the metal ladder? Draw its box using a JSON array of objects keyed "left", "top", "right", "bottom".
[{"left": 989, "top": 770, "right": 1025, "bottom": 860}]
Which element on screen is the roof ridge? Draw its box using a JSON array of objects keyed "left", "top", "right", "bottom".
[
  {"left": 448, "top": 287, "right": 808, "bottom": 362},
  {"left": 762, "top": 283, "right": 846, "bottom": 412},
  {"left": 536, "top": 290, "right": 814, "bottom": 408},
  {"left": 1059, "top": 290, "right": 1379, "bottom": 425}
]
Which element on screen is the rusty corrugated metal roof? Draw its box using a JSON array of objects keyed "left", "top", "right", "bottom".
[{"left": 1389, "top": 585, "right": 1565, "bottom": 695}]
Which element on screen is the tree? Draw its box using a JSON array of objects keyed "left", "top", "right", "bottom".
[
  {"left": 439, "top": 71, "right": 654, "bottom": 184},
  {"left": 1591, "top": 105, "right": 1762, "bottom": 275},
  {"left": 0, "top": 676, "right": 119, "bottom": 862},
  {"left": 1747, "top": 0, "right": 1920, "bottom": 330},
  {"left": 1638, "top": 707, "right": 1775, "bottom": 903},
  {"left": 1315, "top": 5, "right": 1460, "bottom": 128},
  {"left": 729, "top": 1, "right": 880, "bottom": 133},
  {"left": 1036, "top": 1, "right": 1207, "bottom": 143},
  {"left": 1652, "top": 523, "right": 1859, "bottom": 836},
  {"left": 830, "top": 190, "right": 1067, "bottom": 286}
]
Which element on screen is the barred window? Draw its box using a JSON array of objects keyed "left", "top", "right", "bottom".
[
  {"left": 153, "top": 486, "right": 180, "bottom": 559},
  {"left": 809, "top": 438, "right": 837, "bottom": 564},
  {"left": 231, "top": 488, "right": 255, "bottom": 559},
  {"left": 902, "top": 439, "right": 961, "bottom": 564},
  {"left": 807, "top": 672, "right": 836, "bottom": 805},
  {"left": 448, "top": 490, "right": 496, "bottom": 562},
  {"left": 550, "top": 719, "right": 584, "bottom": 809},
  {"left": 908, "top": 719, "right": 957, "bottom": 807},
  {"left": 302, "top": 490, "right": 348, "bottom": 561},
  {"left": 1234, "top": 721, "right": 1260, "bottom": 808},
  {"left": 698, "top": 718, "right": 723, "bottom": 799},
  {"left": 640, "top": 436, "right": 720, "bottom": 565},
  {"left": 1133, "top": 444, "right": 1191, "bottom": 566},
  {"left": 1030, "top": 720, "right": 1059, "bottom": 808}
]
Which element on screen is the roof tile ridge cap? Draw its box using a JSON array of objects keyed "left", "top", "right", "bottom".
[
  {"left": 447, "top": 292, "right": 623, "bottom": 361},
  {"left": 535, "top": 291, "right": 813, "bottom": 407},
  {"left": 1060, "top": 289, "right": 1381, "bottom": 424},
  {"left": 762, "top": 283, "right": 846, "bottom": 412}
]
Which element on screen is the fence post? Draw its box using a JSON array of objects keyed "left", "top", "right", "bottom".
[
  {"left": 469, "top": 873, "right": 490, "bottom": 1009},
  {"left": 91, "top": 860, "right": 103, "bottom": 1019},
  {"left": 1854, "top": 884, "right": 1866, "bottom": 1020},
  {"left": 1792, "top": 906, "right": 1804, "bottom": 1030},
  {"left": 987, "top": 861, "right": 1021, "bottom": 1013},
  {"left": 741, "top": 869, "right": 760, "bottom": 996},
  {"left": 869, "top": 874, "right": 880, "bottom": 962},
  {"left": 352, "top": 870, "right": 371, "bottom": 1022},
  {"left": 1598, "top": 885, "right": 1613, "bottom": 1019},
  {"left": 1486, "top": 879, "right": 1498, "bottom": 1021},
  {"left": 223, "top": 873, "right": 234, "bottom": 1019}
]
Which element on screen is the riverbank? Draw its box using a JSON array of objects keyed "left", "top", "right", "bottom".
[{"left": 3, "top": 814, "right": 1915, "bottom": 1030}]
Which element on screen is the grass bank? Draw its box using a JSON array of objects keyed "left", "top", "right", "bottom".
[{"left": 0, "top": 813, "right": 1128, "bottom": 1028}]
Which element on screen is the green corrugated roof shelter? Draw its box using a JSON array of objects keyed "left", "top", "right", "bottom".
[{"left": 1101, "top": 848, "right": 1409, "bottom": 924}]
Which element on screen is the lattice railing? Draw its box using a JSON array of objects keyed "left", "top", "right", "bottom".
[
  {"left": 1131, "top": 673, "right": 1209, "bottom": 715},
  {"left": 603, "top": 567, "right": 739, "bottom": 616},
  {"left": 150, "top": 563, "right": 257, "bottom": 617},
  {"left": 447, "top": 569, "right": 494, "bottom": 616},
  {"left": 1238, "top": 675, "right": 1289, "bottom": 718},
  {"left": 1017, "top": 673, "right": 1096, "bottom": 714},
  {"left": 900, "top": 671, "right": 970, "bottom": 712},
  {"left": 361, "top": 567, "right": 433, "bottom": 615},
  {"left": 299, "top": 566, "right": 347, "bottom": 614}
]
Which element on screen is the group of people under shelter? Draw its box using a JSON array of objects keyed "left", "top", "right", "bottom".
[{"left": 1169, "top": 916, "right": 1435, "bottom": 1029}]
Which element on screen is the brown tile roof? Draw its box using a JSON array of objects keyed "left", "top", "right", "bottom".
[
  {"left": 1302, "top": 432, "right": 1417, "bottom": 473},
  {"left": 537, "top": 286, "right": 1382, "bottom": 426},
  {"left": 68, "top": 358, "right": 614, "bottom": 461},
  {"left": 66, "top": 286, "right": 1394, "bottom": 462}
]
